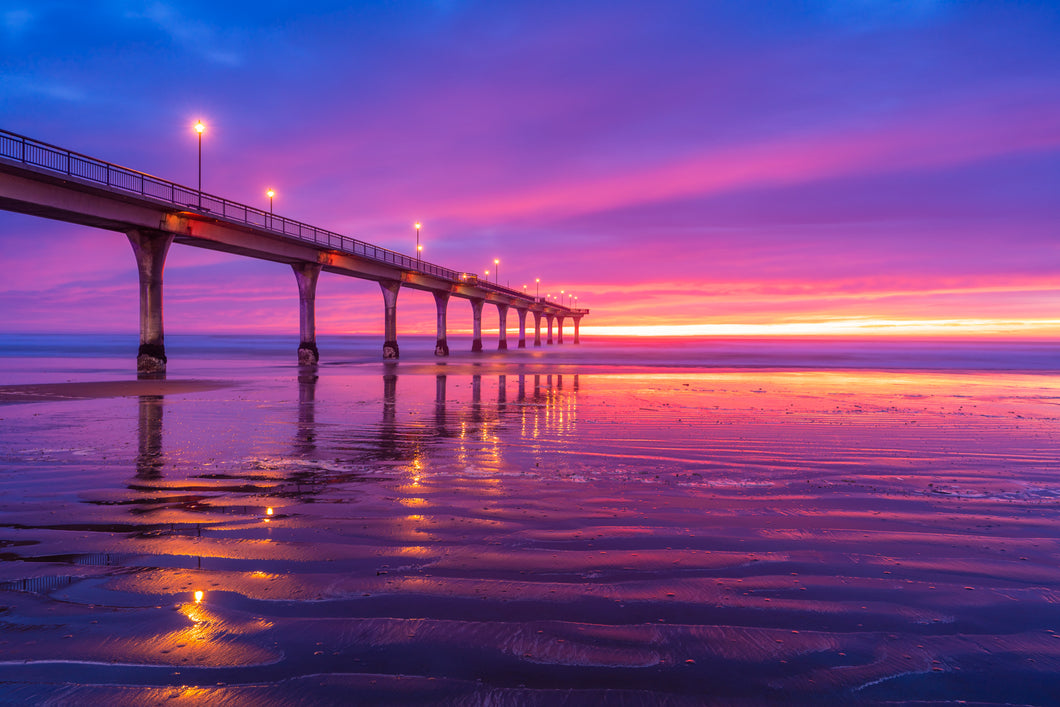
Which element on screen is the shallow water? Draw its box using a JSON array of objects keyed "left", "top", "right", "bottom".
[{"left": 1, "top": 335, "right": 1059, "bottom": 705}]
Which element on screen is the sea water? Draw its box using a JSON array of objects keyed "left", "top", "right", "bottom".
[{"left": 0, "top": 334, "right": 1058, "bottom": 705}]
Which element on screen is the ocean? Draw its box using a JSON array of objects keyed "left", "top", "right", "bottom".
[{"left": 0, "top": 334, "right": 1058, "bottom": 705}]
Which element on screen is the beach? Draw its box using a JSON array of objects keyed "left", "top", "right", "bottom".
[{"left": 1, "top": 335, "right": 1058, "bottom": 705}]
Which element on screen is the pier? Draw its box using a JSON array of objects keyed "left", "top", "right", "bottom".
[{"left": 0, "top": 129, "right": 588, "bottom": 373}]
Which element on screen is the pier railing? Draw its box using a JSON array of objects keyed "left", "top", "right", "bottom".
[{"left": 0, "top": 129, "right": 581, "bottom": 313}]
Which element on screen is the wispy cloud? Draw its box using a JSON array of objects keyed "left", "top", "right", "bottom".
[{"left": 123, "top": 1, "right": 242, "bottom": 66}]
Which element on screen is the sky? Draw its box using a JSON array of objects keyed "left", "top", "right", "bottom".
[{"left": 1, "top": 0, "right": 1058, "bottom": 338}]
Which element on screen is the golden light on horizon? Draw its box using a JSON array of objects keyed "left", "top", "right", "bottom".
[{"left": 577, "top": 318, "right": 1060, "bottom": 338}]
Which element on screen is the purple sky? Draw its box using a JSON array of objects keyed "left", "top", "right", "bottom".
[{"left": 1, "top": 1, "right": 1058, "bottom": 337}]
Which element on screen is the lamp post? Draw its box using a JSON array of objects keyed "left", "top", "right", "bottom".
[
  {"left": 494, "top": 258, "right": 499, "bottom": 284},
  {"left": 266, "top": 188, "right": 274, "bottom": 212},
  {"left": 415, "top": 222, "right": 422, "bottom": 261},
  {"left": 194, "top": 120, "right": 205, "bottom": 208},
  {"left": 535, "top": 278, "right": 540, "bottom": 299}
]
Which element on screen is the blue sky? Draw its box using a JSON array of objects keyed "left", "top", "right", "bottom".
[{"left": 1, "top": 1, "right": 1058, "bottom": 336}]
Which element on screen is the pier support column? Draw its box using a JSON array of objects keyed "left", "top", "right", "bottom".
[
  {"left": 557, "top": 316, "right": 565, "bottom": 344},
  {"left": 497, "top": 304, "right": 509, "bottom": 350},
  {"left": 546, "top": 314, "right": 554, "bottom": 345},
  {"left": 433, "top": 291, "right": 450, "bottom": 357},
  {"left": 292, "top": 262, "right": 322, "bottom": 364},
  {"left": 379, "top": 280, "right": 400, "bottom": 359},
  {"left": 470, "top": 298, "right": 484, "bottom": 352},
  {"left": 516, "top": 308, "right": 528, "bottom": 348},
  {"left": 127, "top": 229, "right": 174, "bottom": 375},
  {"left": 533, "top": 311, "right": 543, "bottom": 347},
  {"left": 573, "top": 315, "right": 582, "bottom": 344}
]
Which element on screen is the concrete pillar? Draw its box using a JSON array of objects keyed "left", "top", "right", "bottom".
[
  {"left": 292, "top": 262, "right": 322, "bottom": 364},
  {"left": 533, "top": 311, "right": 543, "bottom": 347},
  {"left": 127, "top": 229, "right": 174, "bottom": 375},
  {"left": 470, "top": 298, "right": 484, "bottom": 352},
  {"left": 557, "top": 316, "right": 565, "bottom": 344},
  {"left": 379, "top": 280, "right": 400, "bottom": 359},
  {"left": 546, "top": 314, "right": 554, "bottom": 345},
  {"left": 497, "top": 303, "right": 509, "bottom": 351},
  {"left": 433, "top": 291, "right": 450, "bottom": 357},
  {"left": 573, "top": 316, "right": 582, "bottom": 344},
  {"left": 516, "top": 308, "right": 528, "bottom": 348}
]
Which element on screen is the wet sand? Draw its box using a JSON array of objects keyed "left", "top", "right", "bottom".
[
  {"left": 0, "top": 351, "right": 1059, "bottom": 704},
  {"left": 0, "top": 379, "right": 234, "bottom": 404}
]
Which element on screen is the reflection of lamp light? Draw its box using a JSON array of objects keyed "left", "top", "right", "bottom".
[
  {"left": 266, "top": 507, "right": 274, "bottom": 516},
  {"left": 194, "top": 590, "right": 204, "bottom": 603}
]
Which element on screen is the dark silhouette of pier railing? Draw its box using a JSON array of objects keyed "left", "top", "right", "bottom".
[{"left": 0, "top": 128, "right": 572, "bottom": 306}]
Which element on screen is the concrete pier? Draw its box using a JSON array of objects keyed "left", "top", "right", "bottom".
[
  {"left": 126, "top": 229, "right": 174, "bottom": 375},
  {"left": 557, "top": 315, "right": 565, "bottom": 344},
  {"left": 470, "top": 298, "right": 484, "bottom": 352},
  {"left": 516, "top": 308, "right": 528, "bottom": 348},
  {"left": 433, "top": 291, "right": 450, "bottom": 357},
  {"left": 497, "top": 304, "right": 509, "bottom": 350},
  {"left": 379, "top": 280, "right": 401, "bottom": 359},
  {"left": 292, "top": 262, "right": 322, "bottom": 364},
  {"left": 574, "top": 315, "right": 582, "bottom": 344},
  {"left": 0, "top": 129, "right": 591, "bottom": 368}
]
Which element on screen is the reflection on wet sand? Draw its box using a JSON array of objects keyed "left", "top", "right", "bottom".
[
  {"left": 3, "top": 366, "right": 1059, "bottom": 704},
  {"left": 135, "top": 394, "right": 164, "bottom": 479},
  {"left": 128, "top": 367, "right": 580, "bottom": 496}
]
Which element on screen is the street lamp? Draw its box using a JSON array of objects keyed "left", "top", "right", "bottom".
[
  {"left": 266, "top": 188, "right": 275, "bottom": 213},
  {"left": 535, "top": 278, "right": 540, "bottom": 299},
  {"left": 494, "top": 258, "right": 499, "bottom": 284},
  {"left": 415, "top": 222, "right": 422, "bottom": 261},
  {"left": 194, "top": 120, "right": 205, "bottom": 208}
]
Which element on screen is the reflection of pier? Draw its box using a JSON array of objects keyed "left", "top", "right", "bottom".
[
  {"left": 129, "top": 368, "right": 580, "bottom": 499},
  {"left": 135, "top": 395, "right": 164, "bottom": 479}
]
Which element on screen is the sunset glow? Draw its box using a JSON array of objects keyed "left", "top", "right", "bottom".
[{"left": 0, "top": 3, "right": 1057, "bottom": 339}]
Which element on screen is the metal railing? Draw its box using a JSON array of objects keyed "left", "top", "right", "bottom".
[{"left": 0, "top": 128, "right": 583, "bottom": 312}]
